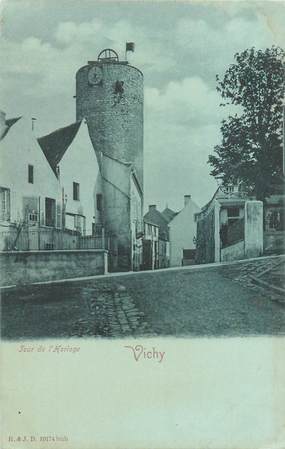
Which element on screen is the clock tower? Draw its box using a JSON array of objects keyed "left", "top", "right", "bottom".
[{"left": 75, "top": 49, "right": 144, "bottom": 271}]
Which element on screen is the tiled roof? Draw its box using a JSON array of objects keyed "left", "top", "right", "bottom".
[
  {"left": 38, "top": 121, "right": 82, "bottom": 174},
  {"left": 161, "top": 207, "right": 178, "bottom": 223}
]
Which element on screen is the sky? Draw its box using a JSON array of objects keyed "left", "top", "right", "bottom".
[{"left": 0, "top": 0, "right": 284, "bottom": 211}]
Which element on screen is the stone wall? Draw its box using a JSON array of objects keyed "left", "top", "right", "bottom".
[
  {"left": 264, "top": 231, "right": 285, "bottom": 255},
  {"left": 244, "top": 201, "right": 263, "bottom": 258},
  {"left": 196, "top": 199, "right": 263, "bottom": 264},
  {"left": 221, "top": 241, "right": 245, "bottom": 262},
  {"left": 0, "top": 250, "right": 108, "bottom": 287}
]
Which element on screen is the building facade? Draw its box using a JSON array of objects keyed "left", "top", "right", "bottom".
[
  {"left": 38, "top": 120, "right": 99, "bottom": 235},
  {"left": 0, "top": 112, "right": 62, "bottom": 250},
  {"left": 142, "top": 220, "right": 159, "bottom": 270},
  {"left": 143, "top": 205, "right": 169, "bottom": 268},
  {"left": 168, "top": 195, "right": 200, "bottom": 267}
]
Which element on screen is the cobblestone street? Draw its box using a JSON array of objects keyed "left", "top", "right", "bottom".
[{"left": 1, "top": 256, "right": 285, "bottom": 340}]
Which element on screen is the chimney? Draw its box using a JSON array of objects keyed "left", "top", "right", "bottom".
[
  {"left": 184, "top": 195, "right": 191, "bottom": 207},
  {"left": 0, "top": 110, "right": 7, "bottom": 140},
  {"left": 149, "top": 205, "right": 156, "bottom": 211}
]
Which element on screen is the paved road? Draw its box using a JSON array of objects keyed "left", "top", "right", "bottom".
[{"left": 1, "top": 258, "right": 285, "bottom": 339}]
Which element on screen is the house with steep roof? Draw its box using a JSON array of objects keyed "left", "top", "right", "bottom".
[
  {"left": 0, "top": 111, "right": 61, "bottom": 250},
  {"left": 143, "top": 205, "right": 169, "bottom": 268},
  {"left": 38, "top": 120, "right": 99, "bottom": 235},
  {"left": 168, "top": 195, "right": 200, "bottom": 267}
]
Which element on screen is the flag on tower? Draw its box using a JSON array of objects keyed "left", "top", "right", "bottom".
[{"left": 126, "top": 42, "right": 135, "bottom": 52}]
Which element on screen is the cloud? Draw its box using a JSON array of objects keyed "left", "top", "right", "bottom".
[
  {"left": 0, "top": 15, "right": 175, "bottom": 103},
  {"left": 145, "top": 76, "right": 223, "bottom": 127},
  {"left": 144, "top": 77, "right": 224, "bottom": 209},
  {"left": 55, "top": 18, "right": 175, "bottom": 73},
  {"left": 54, "top": 19, "right": 103, "bottom": 45},
  {"left": 174, "top": 13, "right": 281, "bottom": 80}
]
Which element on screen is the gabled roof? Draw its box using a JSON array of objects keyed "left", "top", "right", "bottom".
[
  {"left": 161, "top": 207, "right": 178, "bottom": 223},
  {"left": 143, "top": 208, "right": 169, "bottom": 240},
  {"left": 0, "top": 116, "right": 22, "bottom": 141},
  {"left": 38, "top": 121, "right": 82, "bottom": 174}
]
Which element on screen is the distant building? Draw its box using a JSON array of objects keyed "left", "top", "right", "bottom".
[
  {"left": 143, "top": 205, "right": 169, "bottom": 268},
  {"left": 168, "top": 195, "right": 200, "bottom": 267},
  {"left": 0, "top": 112, "right": 61, "bottom": 250},
  {"left": 142, "top": 219, "right": 159, "bottom": 270},
  {"left": 195, "top": 185, "right": 263, "bottom": 264},
  {"left": 38, "top": 120, "right": 99, "bottom": 235}
]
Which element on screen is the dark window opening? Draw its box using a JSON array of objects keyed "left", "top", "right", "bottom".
[
  {"left": 220, "top": 218, "right": 244, "bottom": 248},
  {"left": 28, "top": 165, "right": 34, "bottom": 184},
  {"left": 265, "top": 208, "right": 285, "bottom": 231},
  {"left": 45, "top": 197, "right": 56, "bottom": 227},
  {"left": 183, "top": 249, "right": 196, "bottom": 259},
  {"left": 114, "top": 80, "right": 124, "bottom": 94},
  {"left": 73, "top": 182, "right": 80, "bottom": 201},
  {"left": 0, "top": 187, "right": 10, "bottom": 221},
  {"left": 96, "top": 193, "right": 103, "bottom": 211},
  {"left": 227, "top": 207, "right": 239, "bottom": 218}
]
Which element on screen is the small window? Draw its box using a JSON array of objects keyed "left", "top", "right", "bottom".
[
  {"left": 28, "top": 212, "right": 38, "bottom": 222},
  {"left": 45, "top": 197, "right": 56, "bottom": 227},
  {"left": 0, "top": 187, "right": 10, "bottom": 221},
  {"left": 73, "top": 182, "right": 80, "bottom": 201},
  {"left": 96, "top": 193, "right": 102, "bottom": 211},
  {"left": 28, "top": 165, "right": 34, "bottom": 184}
]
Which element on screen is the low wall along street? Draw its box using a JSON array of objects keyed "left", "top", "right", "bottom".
[
  {"left": 221, "top": 241, "right": 245, "bottom": 262},
  {"left": 0, "top": 250, "right": 108, "bottom": 287}
]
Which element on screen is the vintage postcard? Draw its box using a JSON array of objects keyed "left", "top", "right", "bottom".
[{"left": 0, "top": 0, "right": 285, "bottom": 448}]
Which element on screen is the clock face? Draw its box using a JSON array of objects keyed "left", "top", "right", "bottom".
[{"left": 88, "top": 66, "right": 103, "bottom": 85}]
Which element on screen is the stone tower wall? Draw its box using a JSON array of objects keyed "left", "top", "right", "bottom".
[
  {"left": 75, "top": 59, "right": 143, "bottom": 270},
  {"left": 76, "top": 62, "right": 143, "bottom": 187}
]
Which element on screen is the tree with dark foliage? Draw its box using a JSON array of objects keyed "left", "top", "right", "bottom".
[{"left": 208, "top": 46, "right": 284, "bottom": 200}]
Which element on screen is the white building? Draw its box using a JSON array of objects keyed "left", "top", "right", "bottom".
[
  {"left": 0, "top": 112, "right": 61, "bottom": 249},
  {"left": 38, "top": 120, "right": 99, "bottom": 235},
  {"left": 168, "top": 195, "right": 200, "bottom": 267}
]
